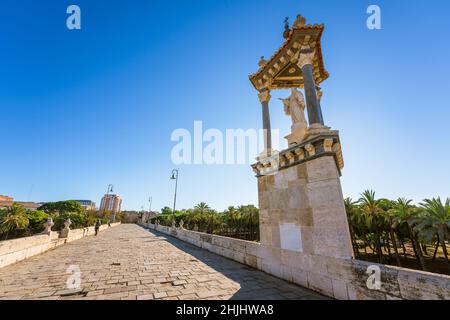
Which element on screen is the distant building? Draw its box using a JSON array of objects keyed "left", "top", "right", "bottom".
[
  {"left": 0, "top": 195, "right": 14, "bottom": 209},
  {"left": 121, "top": 211, "right": 159, "bottom": 224},
  {"left": 73, "top": 200, "right": 96, "bottom": 211},
  {"left": 15, "top": 202, "right": 43, "bottom": 211},
  {"left": 99, "top": 194, "right": 122, "bottom": 215},
  {"left": 0, "top": 194, "right": 44, "bottom": 211},
  {"left": 0, "top": 195, "right": 14, "bottom": 202}
]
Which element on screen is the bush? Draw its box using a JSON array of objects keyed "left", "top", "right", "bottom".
[
  {"left": 53, "top": 212, "right": 86, "bottom": 231},
  {"left": 26, "top": 210, "right": 49, "bottom": 232}
]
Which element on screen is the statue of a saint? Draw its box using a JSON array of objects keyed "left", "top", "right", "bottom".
[{"left": 280, "top": 88, "right": 308, "bottom": 132}]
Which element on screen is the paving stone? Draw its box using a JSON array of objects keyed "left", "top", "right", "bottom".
[{"left": 0, "top": 225, "right": 326, "bottom": 300}]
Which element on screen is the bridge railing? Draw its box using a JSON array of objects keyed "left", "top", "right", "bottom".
[
  {"left": 140, "top": 222, "right": 450, "bottom": 300},
  {"left": 0, "top": 222, "right": 121, "bottom": 269}
]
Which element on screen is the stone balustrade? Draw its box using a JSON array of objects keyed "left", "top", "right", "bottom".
[
  {"left": 140, "top": 222, "right": 450, "bottom": 300},
  {"left": 252, "top": 131, "right": 344, "bottom": 177},
  {"left": 0, "top": 222, "right": 121, "bottom": 269}
]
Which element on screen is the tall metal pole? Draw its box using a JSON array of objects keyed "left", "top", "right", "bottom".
[
  {"left": 148, "top": 197, "right": 152, "bottom": 213},
  {"left": 106, "top": 184, "right": 115, "bottom": 222},
  {"left": 171, "top": 169, "right": 179, "bottom": 227}
]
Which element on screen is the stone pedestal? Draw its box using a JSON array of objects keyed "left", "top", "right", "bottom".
[
  {"left": 59, "top": 219, "right": 72, "bottom": 239},
  {"left": 285, "top": 128, "right": 307, "bottom": 147},
  {"left": 252, "top": 132, "right": 353, "bottom": 260}
]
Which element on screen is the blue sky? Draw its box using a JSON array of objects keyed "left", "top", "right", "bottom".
[{"left": 1, "top": 0, "right": 449, "bottom": 211}]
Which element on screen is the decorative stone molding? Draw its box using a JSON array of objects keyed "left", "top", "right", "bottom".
[
  {"left": 316, "top": 86, "right": 323, "bottom": 101},
  {"left": 305, "top": 143, "right": 316, "bottom": 156},
  {"left": 323, "top": 138, "right": 334, "bottom": 152},
  {"left": 258, "top": 56, "right": 268, "bottom": 68},
  {"left": 294, "top": 148, "right": 305, "bottom": 160},
  {"left": 252, "top": 132, "right": 344, "bottom": 176},
  {"left": 297, "top": 48, "right": 316, "bottom": 69},
  {"left": 332, "top": 142, "right": 345, "bottom": 170},
  {"left": 258, "top": 90, "right": 272, "bottom": 104},
  {"left": 293, "top": 15, "right": 307, "bottom": 29}
]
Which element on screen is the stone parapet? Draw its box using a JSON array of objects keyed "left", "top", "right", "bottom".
[
  {"left": 140, "top": 223, "right": 450, "bottom": 300},
  {"left": 0, "top": 223, "right": 121, "bottom": 269}
]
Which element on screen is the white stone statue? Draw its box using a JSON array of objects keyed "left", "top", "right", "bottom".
[
  {"left": 280, "top": 88, "right": 307, "bottom": 129},
  {"left": 280, "top": 88, "right": 308, "bottom": 140}
]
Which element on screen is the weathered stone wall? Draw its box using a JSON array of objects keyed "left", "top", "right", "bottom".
[
  {"left": 258, "top": 155, "right": 354, "bottom": 260},
  {"left": 141, "top": 223, "right": 450, "bottom": 300},
  {"left": 0, "top": 223, "right": 121, "bottom": 269}
]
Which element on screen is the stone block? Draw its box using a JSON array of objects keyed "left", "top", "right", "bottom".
[
  {"left": 281, "top": 265, "right": 293, "bottom": 282},
  {"left": 291, "top": 268, "right": 308, "bottom": 288},
  {"left": 307, "top": 272, "right": 333, "bottom": 297},
  {"left": 396, "top": 268, "right": 450, "bottom": 300},
  {"left": 306, "top": 179, "right": 346, "bottom": 210},
  {"left": 331, "top": 279, "right": 348, "bottom": 300},
  {"left": 305, "top": 156, "right": 340, "bottom": 183},
  {"left": 347, "top": 284, "right": 386, "bottom": 300},
  {"left": 244, "top": 255, "right": 258, "bottom": 269}
]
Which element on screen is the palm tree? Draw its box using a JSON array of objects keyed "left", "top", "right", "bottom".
[
  {"left": 391, "top": 198, "right": 427, "bottom": 270},
  {"left": 0, "top": 203, "right": 30, "bottom": 240},
  {"left": 195, "top": 203, "right": 211, "bottom": 215},
  {"left": 417, "top": 198, "right": 450, "bottom": 263},
  {"left": 344, "top": 198, "right": 360, "bottom": 258},
  {"left": 358, "top": 190, "right": 386, "bottom": 263}
]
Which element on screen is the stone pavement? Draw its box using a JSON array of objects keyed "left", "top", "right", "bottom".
[{"left": 0, "top": 224, "right": 327, "bottom": 300}]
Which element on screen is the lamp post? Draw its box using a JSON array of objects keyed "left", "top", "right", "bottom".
[
  {"left": 170, "top": 169, "right": 179, "bottom": 227},
  {"left": 106, "top": 184, "right": 115, "bottom": 222},
  {"left": 148, "top": 197, "right": 152, "bottom": 213}
]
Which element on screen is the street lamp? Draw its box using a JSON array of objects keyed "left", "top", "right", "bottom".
[
  {"left": 170, "top": 169, "right": 179, "bottom": 227},
  {"left": 106, "top": 184, "right": 115, "bottom": 222},
  {"left": 148, "top": 196, "right": 152, "bottom": 213},
  {"left": 107, "top": 184, "right": 114, "bottom": 195}
]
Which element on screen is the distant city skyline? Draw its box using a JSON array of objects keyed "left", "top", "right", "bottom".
[{"left": 1, "top": 0, "right": 449, "bottom": 211}]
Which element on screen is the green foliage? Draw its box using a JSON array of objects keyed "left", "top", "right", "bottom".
[
  {"left": 0, "top": 203, "right": 30, "bottom": 239},
  {"left": 38, "top": 201, "right": 83, "bottom": 216},
  {"left": 53, "top": 212, "right": 85, "bottom": 230},
  {"left": 26, "top": 210, "right": 49, "bottom": 231},
  {"left": 161, "top": 206, "right": 172, "bottom": 215},
  {"left": 150, "top": 204, "right": 259, "bottom": 241},
  {"left": 345, "top": 192, "right": 450, "bottom": 269},
  {"left": 416, "top": 198, "right": 450, "bottom": 243}
]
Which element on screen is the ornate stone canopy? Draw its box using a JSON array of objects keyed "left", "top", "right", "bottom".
[{"left": 249, "top": 15, "right": 329, "bottom": 91}]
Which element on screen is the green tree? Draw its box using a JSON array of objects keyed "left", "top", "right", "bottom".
[
  {"left": 358, "top": 190, "right": 385, "bottom": 263},
  {"left": 53, "top": 212, "right": 86, "bottom": 230},
  {"left": 416, "top": 198, "right": 450, "bottom": 263},
  {"left": 391, "top": 198, "right": 427, "bottom": 270},
  {"left": 0, "top": 203, "right": 30, "bottom": 240},
  {"left": 344, "top": 197, "right": 361, "bottom": 258},
  {"left": 26, "top": 210, "right": 49, "bottom": 231},
  {"left": 161, "top": 207, "right": 172, "bottom": 215},
  {"left": 194, "top": 202, "right": 211, "bottom": 214},
  {"left": 38, "top": 201, "right": 83, "bottom": 216}
]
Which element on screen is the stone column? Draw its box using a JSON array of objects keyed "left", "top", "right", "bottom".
[
  {"left": 258, "top": 89, "right": 272, "bottom": 156},
  {"left": 298, "top": 49, "right": 324, "bottom": 126}
]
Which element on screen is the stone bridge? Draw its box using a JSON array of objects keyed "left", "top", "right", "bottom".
[{"left": 0, "top": 224, "right": 325, "bottom": 300}]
